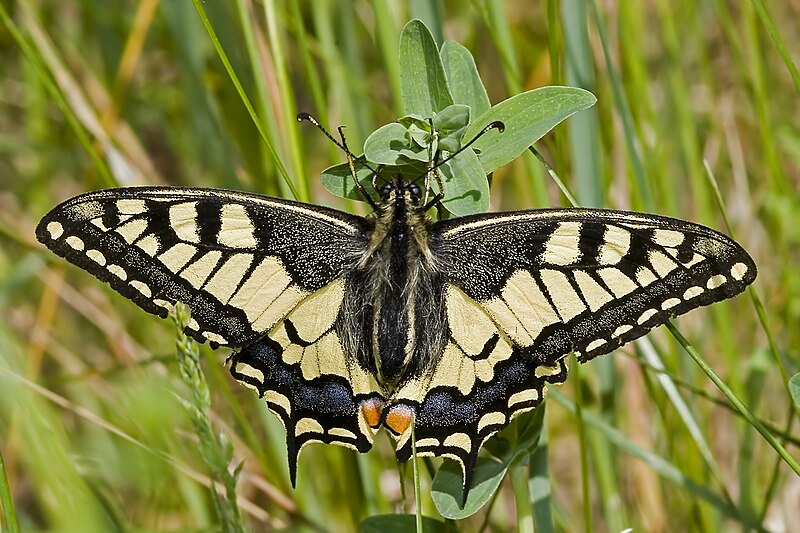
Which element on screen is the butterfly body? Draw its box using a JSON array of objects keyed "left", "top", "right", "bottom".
[
  {"left": 346, "top": 177, "right": 449, "bottom": 388},
  {"left": 36, "top": 183, "right": 757, "bottom": 495}
]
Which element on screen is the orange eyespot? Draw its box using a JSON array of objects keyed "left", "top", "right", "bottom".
[
  {"left": 384, "top": 404, "right": 415, "bottom": 436},
  {"left": 360, "top": 397, "right": 385, "bottom": 429}
]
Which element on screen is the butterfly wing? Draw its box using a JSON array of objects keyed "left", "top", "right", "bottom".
[
  {"left": 390, "top": 208, "right": 756, "bottom": 490},
  {"left": 36, "top": 186, "right": 367, "bottom": 347},
  {"left": 37, "top": 187, "right": 384, "bottom": 479},
  {"left": 229, "top": 279, "right": 384, "bottom": 484}
]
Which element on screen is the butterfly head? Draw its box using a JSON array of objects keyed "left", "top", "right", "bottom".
[{"left": 378, "top": 175, "right": 424, "bottom": 207}]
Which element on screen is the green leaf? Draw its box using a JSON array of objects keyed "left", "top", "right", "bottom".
[
  {"left": 399, "top": 19, "right": 453, "bottom": 116},
  {"left": 360, "top": 515, "right": 454, "bottom": 533},
  {"left": 320, "top": 161, "right": 376, "bottom": 201},
  {"left": 790, "top": 373, "right": 800, "bottom": 409},
  {"left": 432, "top": 103, "right": 470, "bottom": 132},
  {"left": 431, "top": 457, "right": 508, "bottom": 519},
  {"left": 439, "top": 148, "right": 489, "bottom": 216},
  {"left": 433, "top": 104, "right": 470, "bottom": 153},
  {"left": 441, "top": 40, "right": 491, "bottom": 118},
  {"left": 365, "top": 122, "right": 428, "bottom": 165},
  {"left": 465, "top": 86, "right": 597, "bottom": 174}
]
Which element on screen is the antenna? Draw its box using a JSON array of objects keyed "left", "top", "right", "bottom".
[
  {"left": 298, "top": 113, "right": 379, "bottom": 209},
  {"left": 416, "top": 120, "right": 505, "bottom": 211},
  {"left": 434, "top": 120, "right": 504, "bottom": 170}
]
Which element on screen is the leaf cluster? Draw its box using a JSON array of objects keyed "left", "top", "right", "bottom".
[{"left": 320, "top": 20, "right": 596, "bottom": 217}]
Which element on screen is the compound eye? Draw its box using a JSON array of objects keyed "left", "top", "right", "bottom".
[
  {"left": 407, "top": 183, "right": 422, "bottom": 201},
  {"left": 380, "top": 183, "right": 394, "bottom": 199}
]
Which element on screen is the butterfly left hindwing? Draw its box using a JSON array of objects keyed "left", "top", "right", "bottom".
[{"left": 229, "top": 279, "right": 384, "bottom": 485}]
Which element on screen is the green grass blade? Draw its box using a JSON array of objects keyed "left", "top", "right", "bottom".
[
  {"left": 560, "top": 0, "right": 603, "bottom": 207},
  {"left": 549, "top": 389, "right": 763, "bottom": 529},
  {"left": 233, "top": 0, "right": 283, "bottom": 193},
  {"left": 371, "top": 0, "right": 404, "bottom": 113},
  {"left": 0, "top": 3, "right": 115, "bottom": 187},
  {"left": 262, "top": 1, "right": 310, "bottom": 201},
  {"left": 748, "top": 0, "right": 800, "bottom": 94},
  {"left": 0, "top": 445, "right": 20, "bottom": 533},
  {"left": 666, "top": 322, "right": 800, "bottom": 479},
  {"left": 636, "top": 337, "right": 731, "bottom": 493},
  {"left": 190, "top": 0, "right": 299, "bottom": 200},
  {"left": 587, "top": 0, "right": 653, "bottom": 209}
]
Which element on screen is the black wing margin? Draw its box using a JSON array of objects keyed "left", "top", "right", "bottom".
[{"left": 36, "top": 187, "right": 368, "bottom": 347}]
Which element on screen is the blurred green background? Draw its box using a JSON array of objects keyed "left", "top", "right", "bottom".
[{"left": 1, "top": 1, "right": 798, "bottom": 531}]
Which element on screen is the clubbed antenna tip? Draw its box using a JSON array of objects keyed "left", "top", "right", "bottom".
[
  {"left": 297, "top": 112, "right": 318, "bottom": 125},
  {"left": 487, "top": 120, "right": 505, "bottom": 133}
]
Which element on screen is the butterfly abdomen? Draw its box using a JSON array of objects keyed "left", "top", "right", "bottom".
[{"left": 340, "top": 185, "right": 449, "bottom": 387}]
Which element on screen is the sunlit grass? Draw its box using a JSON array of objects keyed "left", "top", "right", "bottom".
[{"left": 1, "top": 1, "right": 798, "bottom": 531}]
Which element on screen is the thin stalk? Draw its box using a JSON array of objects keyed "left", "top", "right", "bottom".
[
  {"left": 0, "top": 3, "right": 115, "bottom": 186},
  {"left": 511, "top": 461, "right": 534, "bottom": 533},
  {"left": 234, "top": 0, "right": 283, "bottom": 194},
  {"left": 587, "top": 0, "right": 652, "bottom": 209},
  {"left": 748, "top": 0, "right": 800, "bottom": 94},
  {"left": 262, "top": 0, "right": 310, "bottom": 201},
  {"left": 666, "top": 323, "right": 800, "bottom": 477},
  {"left": 703, "top": 162, "right": 796, "bottom": 407},
  {"left": 191, "top": 0, "right": 299, "bottom": 200},
  {"left": 573, "top": 355, "right": 592, "bottom": 533},
  {"left": 411, "top": 421, "right": 422, "bottom": 532}
]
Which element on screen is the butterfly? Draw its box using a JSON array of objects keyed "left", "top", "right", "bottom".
[{"left": 36, "top": 116, "right": 757, "bottom": 501}]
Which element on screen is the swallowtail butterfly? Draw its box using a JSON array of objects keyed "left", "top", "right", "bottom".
[{"left": 36, "top": 117, "right": 756, "bottom": 500}]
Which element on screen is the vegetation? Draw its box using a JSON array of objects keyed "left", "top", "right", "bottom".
[{"left": 1, "top": 1, "right": 799, "bottom": 531}]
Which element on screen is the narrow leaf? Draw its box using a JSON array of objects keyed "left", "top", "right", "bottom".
[
  {"left": 399, "top": 20, "right": 453, "bottom": 116},
  {"left": 441, "top": 41, "right": 491, "bottom": 117},
  {"left": 465, "top": 86, "right": 597, "bottom": 174}
]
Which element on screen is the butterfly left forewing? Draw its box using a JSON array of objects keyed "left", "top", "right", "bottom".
[{"left": 36, "top": 187, "right": 367, "bottom": 347}]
